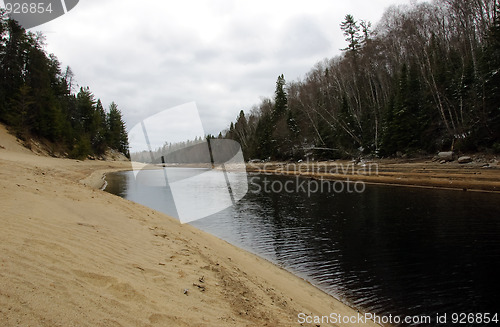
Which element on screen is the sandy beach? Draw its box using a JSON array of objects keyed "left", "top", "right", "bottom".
[{"left": 0, "top": 125, "right": 382, "bottom": 327}]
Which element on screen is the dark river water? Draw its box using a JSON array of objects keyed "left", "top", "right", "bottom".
[{"left": 105, "top": 168, "right": 500, "bottom": 326}]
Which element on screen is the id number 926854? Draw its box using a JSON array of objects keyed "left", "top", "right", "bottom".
[
  {"left": 451, "top": 313, "right": 498, "bottom": 324},
  {"left": 4, "top": 2, "right": 54, "bottom": 14}
]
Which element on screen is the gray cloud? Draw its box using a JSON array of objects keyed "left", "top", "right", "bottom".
[{"left": 37, "top": 0, "right": 418, "bottom": 137}]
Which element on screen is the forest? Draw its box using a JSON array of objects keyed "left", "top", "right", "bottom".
[
  {"left": 224, "top": 0, "right": 500, "bottom": 160},
  {"left": 0, "top": 10, "right": 129, "bottom": 159}
]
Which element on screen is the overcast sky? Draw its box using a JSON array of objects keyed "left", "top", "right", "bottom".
[{"left": 35, "top": 0, "right": 419, "bottom": 144}]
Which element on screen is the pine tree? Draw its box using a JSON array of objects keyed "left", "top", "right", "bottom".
[
  {"left": 1, "top": 18, "right": 26, "bottom": 113},
  {"left": 8, "top": 84, "right": 34, "bottom": 136},
  {"left": 273, "top": 74, "right": 287, "bottom": 120},
  {"left": 24, "top": 36, "right": 63, "bottom": 140},
  {"left": 382, "top": 63, "right": 425, "bottom": 154},
  {"left": 234, "top": 110, "right": 248, "bottom": 148},
  {"left": 76, "top": 87, "right": 96, "bottom": 134},
  {"left": 255, "top": 113, "right": 274, "bottom": 159},
  {"left": 340, "top": 14, "right": 361, "bottom": 54},
  {"left": 107, "top": 102, "right": 129, "bottom": 156},
  {"left": 91, "top": 99, "right": 107, "bottom": 154}
]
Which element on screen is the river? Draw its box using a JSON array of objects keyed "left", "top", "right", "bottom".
[{"left": 105, "top": 167, "right": 500, "bottom": 326}]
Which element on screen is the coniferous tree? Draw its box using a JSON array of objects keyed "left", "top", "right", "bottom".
[
  {"left": 92, "top": 99, "right": 108, "bottom": 154},
  {"left": 340, "top": 14, "right": 361, "bottom": 54},
  {"left": 8, "top": 84, "right": 34, "bottom": 135},
  {"left": 273, "top": 74, "right": 287, "bottom": 120},
  {"left": 107, "top": 102, "right": 129, "bottom": 157},
  {"left": 76, "top": 87, "right": 96, "bottom": 134},
  {"left": 234, "top": 110, "right": 248, "bottom": 149},
  {"left": 0, "top": 12, "right": 129, "bottom": 159}
]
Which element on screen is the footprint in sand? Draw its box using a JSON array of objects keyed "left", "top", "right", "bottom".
[{"left": 72, "top": 270, "right": 147, "bottom": 302}]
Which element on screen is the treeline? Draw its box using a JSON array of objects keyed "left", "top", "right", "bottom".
[
  {"left": 225, "top": 0, "right": 500, "bottom": 160},
  {"left": 0, "top": 12, "right": 129, "bottom": 159},
  {"left": 132, "top": 137, "right": 207, "bottom": 163},
  {"left": 131, "top": 135, "right": 245, "bottom": 165}
]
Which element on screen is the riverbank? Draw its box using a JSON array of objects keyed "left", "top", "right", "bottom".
[
  {"left": 246, "top": 158, "right": 500, "bottom": 193},
  {"left": 0, "top": 127, "right": 378, "bottom": 326}
]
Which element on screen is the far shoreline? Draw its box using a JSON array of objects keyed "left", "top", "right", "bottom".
[
  {"left": 108, "top": 157, "right": 500, "bottom": 193},
  {"left": 245, "top": 158, "right": 500, "bottom": 193}
]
